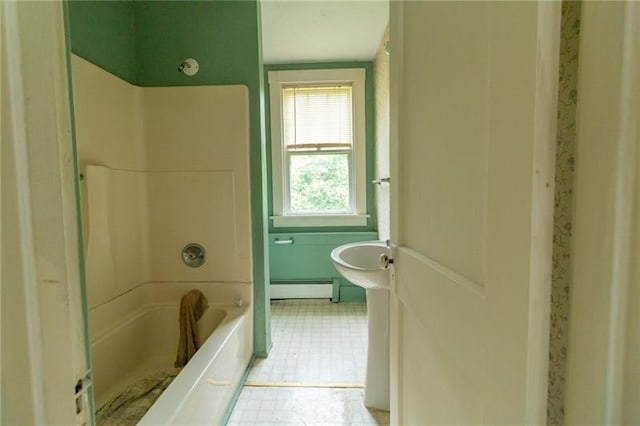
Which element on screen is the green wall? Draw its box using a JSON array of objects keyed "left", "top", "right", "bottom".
[
  {"left": 66, "top": 0, "right": 272, "bottom": 356},
  {"left": 134, "top": 1, "right": 260, "bottom": 87},
  {"left": 67, "top": 0, "right": 137, "bottom": 83}
]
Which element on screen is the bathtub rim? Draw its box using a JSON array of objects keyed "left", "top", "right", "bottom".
[
  {"left": 138, "top": 304, "right": 250, "bottom": 425},
  {"left": 91, "top": 303, "right": 235, "bottom": 412}
]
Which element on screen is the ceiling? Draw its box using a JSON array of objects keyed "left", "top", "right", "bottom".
[{"left": 260, "top": 0, "right": 389, "bottom": 64}]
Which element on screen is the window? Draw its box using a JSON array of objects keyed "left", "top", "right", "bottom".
[{"left": 269, "top": 69, "right": 368, "bottom": 227}]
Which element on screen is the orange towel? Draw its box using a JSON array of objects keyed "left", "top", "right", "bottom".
[{"left": 174, "top": 289, "right": 208, "bottom": 368}]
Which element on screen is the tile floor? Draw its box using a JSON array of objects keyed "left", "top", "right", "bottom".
[{"left": 227, "top": 299, "right": 390, "bottom": 425}]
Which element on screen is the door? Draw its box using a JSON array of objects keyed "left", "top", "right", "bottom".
[{"left": 389, "top": 2, "right": 560, "bottom": 423}]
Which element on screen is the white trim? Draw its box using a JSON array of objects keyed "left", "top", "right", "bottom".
[
  {"left": 525, "top": 2, "right": 561, "bottom": 422},
  {"left": 0, "top": 4, "right": 3, "bottom": 422},
  {"left": 268, "top": 68, "right": 368, "bottom": 227},
  {"left": 2, "top": 2, "right": 47, "bottom": 422},
  {"left": 2, "top": 1, "right": 90, "bottom": 423},
  {"left": 389, "top": 2, "right": 405, "bottom": 422},
  {"left": 270, "top": 214, "right": 369, "bottom": 228},
  {"left": 565, "top": 2, "right": 640, "bottom": 424},
  {"left": 270, "top": 284, "right": 333, "bottom": 300}
]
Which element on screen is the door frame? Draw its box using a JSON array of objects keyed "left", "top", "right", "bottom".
[
  {"left": 388, "top": 2, "right": 404, "bottom": 423},
  {"left": 1, "top": 1, "right": 91, "bottom": 423},
  {"left": 565, "top": 2, "right": 640, "bottom": 423}
]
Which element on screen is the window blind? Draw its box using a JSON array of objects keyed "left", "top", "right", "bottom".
[{"left": 282, "top": 85, "right": 353, "bottom": 151}]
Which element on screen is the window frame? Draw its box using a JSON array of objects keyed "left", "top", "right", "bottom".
[{"left": 268, "top": 68, "right": 368, "bottom": 227}]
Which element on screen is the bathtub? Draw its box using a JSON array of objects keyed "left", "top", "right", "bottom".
[{"left": 89, "top": 282, "right": 252, "bottom": 424}]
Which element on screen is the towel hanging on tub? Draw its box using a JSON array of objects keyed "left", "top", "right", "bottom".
[{"left": 174, "top": 289, "right": 208, "bottom": 368}]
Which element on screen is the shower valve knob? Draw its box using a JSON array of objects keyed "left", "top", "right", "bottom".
[{"left": 182, "top": 243, "right": 206, "bottom": 268}]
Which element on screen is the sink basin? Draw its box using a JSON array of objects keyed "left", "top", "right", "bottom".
[{"left": 331, "top": 240, "right": 391, "bottom": 289}]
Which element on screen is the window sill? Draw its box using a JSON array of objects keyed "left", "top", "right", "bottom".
[{"left": 271, "top": 214, "right": 370, "bottom": 228}]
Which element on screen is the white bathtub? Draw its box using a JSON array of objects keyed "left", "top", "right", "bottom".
[{"left": 89, "top": 282, "right": 252, "bottom": 424}]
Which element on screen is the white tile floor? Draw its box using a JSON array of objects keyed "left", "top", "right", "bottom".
[
  {"left": 248, "top": 299, "right": 368, "bottom": 385},
  {"left": 227, "top": 299, "right": 390, "bottom": 425}
]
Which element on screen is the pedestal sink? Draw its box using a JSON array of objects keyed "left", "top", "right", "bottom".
[{"left": 331, "top": 240, "right": 390, "bottom": 411}]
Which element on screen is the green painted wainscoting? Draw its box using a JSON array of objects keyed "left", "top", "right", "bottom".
[{"left": 269, "top": 232, "right": 378, "bottom": 302}]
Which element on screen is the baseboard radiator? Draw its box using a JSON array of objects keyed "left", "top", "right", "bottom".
[{"left": 269, "top": 278, "right": 340, "bottom": 302}]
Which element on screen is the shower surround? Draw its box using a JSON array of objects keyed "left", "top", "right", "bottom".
[{"left": 72, "top": 55, "right": 253, "bottom": 421}]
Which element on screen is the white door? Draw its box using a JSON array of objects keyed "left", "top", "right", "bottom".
[{"left": 389, "top": 2, "right": 560, "bottom": 423}]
